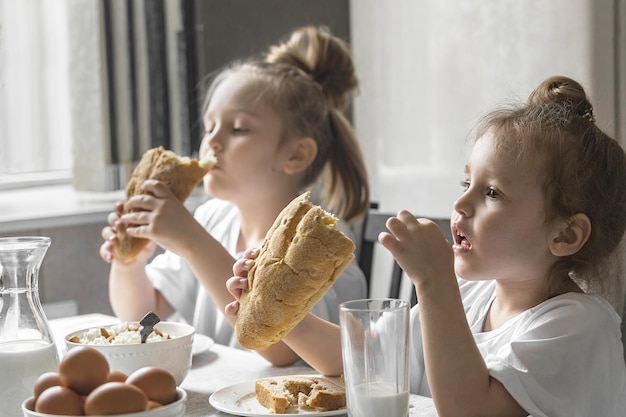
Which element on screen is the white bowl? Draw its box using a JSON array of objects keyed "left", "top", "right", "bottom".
[
  {"left": 64, "top": 321, "right": 195, "bottom": 385},
  {"left": 22, "top": 387, "right": 187, "bottom": 417}
]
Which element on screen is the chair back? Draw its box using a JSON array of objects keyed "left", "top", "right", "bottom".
[{"left": 356, "top": 203, "right": 452, "bottom": 306}]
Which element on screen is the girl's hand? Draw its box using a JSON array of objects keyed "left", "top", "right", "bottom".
[
  {"left": 224, "top": 248, "right": 259, "bottom": 319},
  {"left": 120, "top": 180, "right": 198, "bottom": 256},
  {"left": 378, "top": 210, "right": 454, "bottom": 286},
  {"left": 99, "top": 201, "right": 155, "bottom": 264}
]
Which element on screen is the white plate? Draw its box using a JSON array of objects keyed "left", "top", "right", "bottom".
[
  {"left": 209, "top": 377, "right": 346, "bottom": 416},
  {"left": 192, "top": 333, "right": 214, "bottom": 355}
]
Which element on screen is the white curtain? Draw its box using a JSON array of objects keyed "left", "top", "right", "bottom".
[{"left": 0, "top": 0, "right": 72, "bottom": 186}]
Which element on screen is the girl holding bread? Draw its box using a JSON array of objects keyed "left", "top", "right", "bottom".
[
  {"left": 100, "top": 25, "right": 370, "bottom": 366},
  {"left": 226, "top": 75, "right": 626, "bottom": 416}
]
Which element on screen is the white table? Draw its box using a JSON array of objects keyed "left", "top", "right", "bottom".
[{"left": 50, "top": 314, "right": 438, "bottom": 417}]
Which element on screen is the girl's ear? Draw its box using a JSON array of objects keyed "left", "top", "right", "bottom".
[
  {"left": 550, "top": 213, "right": 591, "bottom": 257},
  {"left": 283, "top": 137, "right": 317, "bottom": 174}
]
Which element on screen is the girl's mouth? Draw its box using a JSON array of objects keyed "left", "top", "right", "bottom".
[{"left": 453, "top": 224, "right": 471, "bottom": 250}]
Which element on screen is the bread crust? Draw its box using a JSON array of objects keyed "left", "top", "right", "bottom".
[
  {"left": 114, "top": 146, "right": 214, "bottom": 263},
  {"left": 254, "top": 378, "right": 291, "bottom": 414},
  {"left": 235, "top": 192, "right": 355, "bottom": 350}
]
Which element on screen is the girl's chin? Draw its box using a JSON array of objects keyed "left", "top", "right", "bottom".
[
  {"left": 203, "top": 179, "right": 222, "bottom": 196},
  {"left": 203, "top": 185, "right": 214, "bottom": 197},
  {"left": 453, "top": 261, "right": 483, "bottom": 281}
]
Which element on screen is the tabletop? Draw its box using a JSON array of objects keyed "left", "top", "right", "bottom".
[{"left": 49, "top": 314, "right": 438, "bottom": 417}]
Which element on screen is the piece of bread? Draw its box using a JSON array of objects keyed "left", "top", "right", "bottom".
[
  {"left": 235, "top": 191, "right": 355, "bottom": 350},
  {"left": 254, "top": 378, "right": 291, "bottom": 414},
  {"left": 255, "top": 375, "right": 346, "bottom": 414},
  {"left": 114, "top": 146, "right": 216, "bottom": 263}
]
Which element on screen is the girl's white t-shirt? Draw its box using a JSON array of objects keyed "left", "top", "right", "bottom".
[
  {"left": 145, "top": 197, "right": 367, "bottom": 347},
  {"left": 409, "top": 278, "right": 626, "bottom": 417}
]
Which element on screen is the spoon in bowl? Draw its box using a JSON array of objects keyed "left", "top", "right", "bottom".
[{"left": 139, "top": 311, "right": 161, "bottom": 343}]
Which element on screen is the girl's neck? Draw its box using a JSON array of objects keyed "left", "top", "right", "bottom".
[
  {"left": 493, "top": 280, "right": 549, "bottom": 313},
  {"left": 485, "top": 277, "right": 583, "bottom": 331},
  {"left": 483, "top": 283, "right": 545, "bottom": 332}
]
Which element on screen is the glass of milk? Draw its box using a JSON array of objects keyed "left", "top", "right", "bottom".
[{"left": 339, "top": 298, "right": 410, "bottom": 417}]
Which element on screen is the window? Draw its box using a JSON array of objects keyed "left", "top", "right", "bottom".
[
  {"left": 0, "top": 0, "right": 72, "bottom": 189},
  {"left": 0, "top": 0, "right": 199, "bottom": 193}
]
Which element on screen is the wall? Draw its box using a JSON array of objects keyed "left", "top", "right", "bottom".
[
  {"left": 193, "top": 0, "right": 350, "bottom": 81},
  {"left": 351, "top": 0, "right": 621, "bottom": 214},
  {"left": 0, "top": 223, "right": 113, "bottom": 317}
]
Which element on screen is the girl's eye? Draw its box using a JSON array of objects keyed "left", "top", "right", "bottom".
[
  {"left": 459, "top": 180, "right": 470, "bottom": 191},
  {"left": 486, "top": 188, "right": 499, "bottom": 198},
  {"left": 232, "top": 125, "right": 249, "bottom": 134},
  {"left": 203, "top": 125, "right": 214, "bottom": 136}
]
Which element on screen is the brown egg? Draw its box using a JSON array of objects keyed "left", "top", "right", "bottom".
[
  {"left": 105, "top": 370, "right": 128, "bottom": 383},
  {"left": 147, "top": 400, "right": 163, "bottom": 410},
  {"left": 126, "top": 367, "right": 178, "bottom": 405},
  {"left": 35, "top": 385, "right": 84, "bottom": 416},
  {"left": 33, "top": 371, "right": 64, "bottom": 400},
  {"left": 84, "top": 381, "right": 148, "bottom": 415},
  {"left": 23, "top": 397, "right": 36, "bottom": 412},
  {"left": 59, "top": 346, "right": 110, "bottom": 396}
]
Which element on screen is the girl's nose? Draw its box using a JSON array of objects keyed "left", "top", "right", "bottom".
[
  {"left": 453, "top": 191, "right": 473, "bottom": 218},
  {"left": 199, "top": 135, "right": 210, "bottom": 156},
  {"left": 201, "top": 128, "right": 222, "bottom": 154}
]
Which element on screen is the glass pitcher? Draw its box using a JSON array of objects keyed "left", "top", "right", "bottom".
[{"left": 0, "top": 236, "right": 60, "bottom": 417}]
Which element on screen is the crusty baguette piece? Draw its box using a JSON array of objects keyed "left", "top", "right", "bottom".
[
  {"left": 235, "top": 191, "right": 355, "bottom": 350},
  {"left": 114, "top": 146, "right": 216, "bottom": 263},
  {"left": 255, "top": 375, "right": 346, "bottom": 414}
]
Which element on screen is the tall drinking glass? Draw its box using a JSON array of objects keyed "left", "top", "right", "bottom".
[{"left": 339, "top": 298, "right": 410, "bottom": 417}]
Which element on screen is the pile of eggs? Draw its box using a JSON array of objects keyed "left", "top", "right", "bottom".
[{"left": 31, "top": 346, "right": 178, "bottom": 415}]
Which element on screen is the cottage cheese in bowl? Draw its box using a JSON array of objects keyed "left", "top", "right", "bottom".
[
  {"left": 65, "top": 321, "right": 195, "bottom": 385},
  {"left": 68, "top": 322, "right": 173, "bottom": 345}
]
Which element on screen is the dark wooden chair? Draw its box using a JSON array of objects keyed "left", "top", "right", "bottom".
[{"left": 355, "top": 203, "right": 452, "bottom": 306}]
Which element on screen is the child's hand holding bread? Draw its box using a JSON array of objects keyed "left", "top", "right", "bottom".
[
  {"left": 101, "top": 146, "right": 216, "bottom": 264},
  {"left": 226, "top": 192, "right": 355, "bottom": 350}
]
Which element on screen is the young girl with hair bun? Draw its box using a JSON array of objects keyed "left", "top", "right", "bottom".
[
  {"left": 101, "top": 25, "right": 369, "bottom": 366},
  {"left": 227, "top": 75, "right": 626, "bottom": 416}
]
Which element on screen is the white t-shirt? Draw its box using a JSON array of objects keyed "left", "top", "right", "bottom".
[
  {"left": 146, "top": 197, "right": 367, "bottom": 347},
  {"left": 409, "top": 278, "right": 626, "bottom": 417}
]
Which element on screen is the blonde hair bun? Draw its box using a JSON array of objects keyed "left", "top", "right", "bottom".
[
  {"left": 266, "top": 26, "right": 358, "bottom": 111},
  {"left": 527, "top": 75, "right": 595, "bottom": 123}
]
